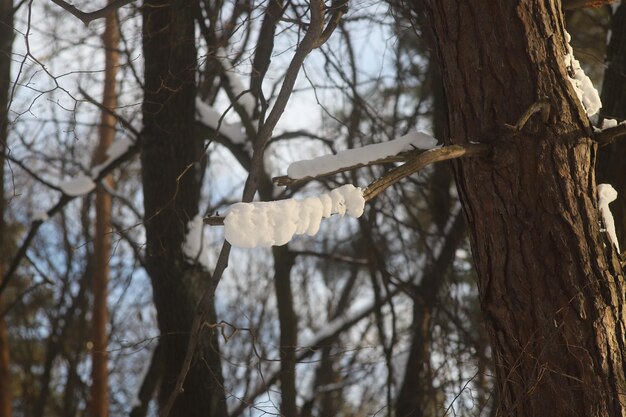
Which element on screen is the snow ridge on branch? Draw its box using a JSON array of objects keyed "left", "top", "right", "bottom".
[{"left": 286, "top": 131, "right": 438, "bottom": 180}]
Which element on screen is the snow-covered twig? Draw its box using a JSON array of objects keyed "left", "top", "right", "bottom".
[
  {"left": 204, "top": 143, "right": 491, "bottom": 247},
  {"left": 273, "top": 151, "right": 414, "bottom": 187},
  {"left": 284, "top": 131, "right": 438, "bottom": 180}
]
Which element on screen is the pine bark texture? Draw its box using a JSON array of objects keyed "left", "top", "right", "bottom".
[
  {"left": 423, "top": 1, "right": 626, "bottom": 416},
  {"left": 0, "top": 0, "right": 12, "bottom": 415},
  {"left": 141, "top": 1, "right": 226, "bottom": 416},
  {"left": 90, "top": 6, "right": 119, "bottom": 417}
]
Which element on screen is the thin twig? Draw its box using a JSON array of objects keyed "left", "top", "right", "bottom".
[
  {"left": 79, "top": 87, "right": 140, "bottom": 137},
  {"left": 229, "top": 289, "right": 399, "bottom": 417},
  {"left": 0, "top": 137, "right": 139, "bottom": 299},
  {"left": 504, "top": 100, "right": 550, "bottom": 132}
]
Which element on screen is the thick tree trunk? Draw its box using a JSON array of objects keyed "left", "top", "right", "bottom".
[
  {"left": 0, "top": 0, "right": 12, "bottom": 415},
  {"left": 141, "top": 1, "right": 226, "bottom": 416},
  {"left": 90, "top": 5, "right": 119, "bottom": 417},
  {"left": 597, "top": 2, "right": 626, "bottom": 251},
  {"left": 423, "top": 1, "right": 626, "bottom": 416}
]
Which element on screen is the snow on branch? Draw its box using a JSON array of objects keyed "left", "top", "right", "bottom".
[
  {"left": 205, "top": 143, "right": 490, "bottom": 249},
  {"left": 285, "top": 131, "right": 438, "bottom": 180},
  {"left": 224, "top": 185, "right": 365, "bottom": 248},
  {"left": 598, "top": 183, "right": 620, "bottom": 253},
  {"left": 182, "top": 215, "right": 211, "bottom": 269},
  {"left": 195, "top": 98, "right": 247, "bottom": 144},
  {"left": 216, "top": 48, "right": 256, "bottom": 118},
  {"left": 563, "top": 31, "right": 602, "bottom": 117},
  {"left": 58, "top": 175, "right": 96, "bottom": 196}
]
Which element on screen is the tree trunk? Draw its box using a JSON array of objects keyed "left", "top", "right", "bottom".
[
  {"left": 141, "top": 1, "right": 226, "bottom": 416},
  {"left": 90, "top": 5, "right": 119, "bottom": 417},
  {"left": 597, "top": 2, "right": 626, "bottom": 251},
  {"left": 0, "top": 0, "right": 12, "bottom": 415},
  {"left": 422, "top": 1, "right": 626, "bottom": 416},
  {"left": 271, "top": 246, "right": 298, "bottom": 417}
]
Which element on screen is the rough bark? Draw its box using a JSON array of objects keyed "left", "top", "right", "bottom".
[
  {"left": 423, "top": 1, "right": 626, "bottom": 416},
  {"left": 0, "top": 0, "right": 12, "bottom": 415},
  {"left": 597, "top": 2, "right": 626, "bottom": 251},
  {"left": 141, "top": 1, "right": 226, "bottom": 416},
  {"left": 90, "top": 5, "right": 119, "bottom": 417}
]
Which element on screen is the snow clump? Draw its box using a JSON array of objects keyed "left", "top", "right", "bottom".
[
  {"left": 224, "top": 184, "right": 365, "bottom": 248},
  {"left": 598, "top": 183, "right": 620, "bottom": 253},
  {"left": 59, "top": 175, "right": 96, "bottom": 196},
  {"left": 563, "top": 31, "right": 602, "bottom": 117}
]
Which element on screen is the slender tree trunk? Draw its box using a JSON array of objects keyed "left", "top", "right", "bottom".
[
  {"left": 597, "top": 2, "right": 626, "bottom": 251},
  {"left": 129, "top": 343, "right": 162, "bottom": 417},
  {"left": 90, "top": 5, "right": 119, "bottom": 417},
  {"left": 141, "top": 1, "right": 226, "bottom": 415},
  {"left": 0, "top": 0, "right": 12, "bottom": 415},
  {"left": 257, "top": 175, "right": 299, "bottom": 417},
  {"left": 422, "top": 1, "right": 626, "bottom": 416},
  {"left": 271, "top": 246, "right": 298, "bottom": 417},
  {"left": 395, "top": 213, "right": 465, "bottom": 417}
]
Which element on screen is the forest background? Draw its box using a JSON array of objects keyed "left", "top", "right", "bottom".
[{"left": 0, "top": 1, "right": 624, "bottom": 417}]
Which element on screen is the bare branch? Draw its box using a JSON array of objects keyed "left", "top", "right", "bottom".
[
  {"left": 48, "top": 0, "right": 135, "bottom": 26},
  {"left": 80, "top": 87, "right": 140, "bottom": 137},
  {"left": 363, "top": 144, "right": 490, "bottom": 201},
  {"left": 313, "top": 0, "right": 349, "bottom": 48},
  {"left": 562, "top": 0, "right": 617, "bottom": 10},
  {"left": 0, "top": 138, "right": 139, "bottom": 298},
  {"left": 595, "top": 123, "right": 626, "bottom": 146}
]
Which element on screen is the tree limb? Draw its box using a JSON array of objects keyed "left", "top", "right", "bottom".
[
  {"left": 362, "top": 144, "right": 490, "bottom": 202},
  {"left": 49, "top": 0, "right": 135, "bottom": 26},
  {"left": 562, "top": 0, "right": 616, "bottom": 10},
  {"left": 204, "top": 144, "right": 491, "bottom": 226},
  {"left": 0, "top": 136, "right": 139, "bottom": 299},
  {"left": 595, "top": 123, "right": 626, "bottom": 145}
]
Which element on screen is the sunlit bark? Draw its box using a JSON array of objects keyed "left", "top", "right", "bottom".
[{"left": 423, "top": 1, "right": 626, "bottom": 415}]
